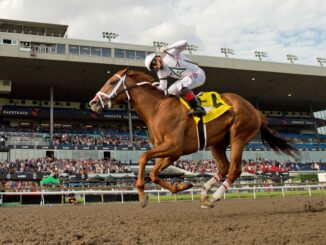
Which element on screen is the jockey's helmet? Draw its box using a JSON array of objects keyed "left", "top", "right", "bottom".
[{"left": 145, "top": 53, "right": 160, "bottom": 71}]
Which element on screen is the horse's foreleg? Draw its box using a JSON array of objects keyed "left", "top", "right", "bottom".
[
  {"left": 135, "top": 152, "right": 150, "bottom": 208},
  {"left": 149, "top": 157, "right": 192, "bottom": 193},
  {"left": 135, "top": 143, "right": 182, "bottom": 207},
  {"left": 150, "top": 158, "right": 178, "bottom": 193}
]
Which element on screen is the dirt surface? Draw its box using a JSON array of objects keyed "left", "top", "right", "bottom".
[{"left": 0, "top": 196, "right": 326, "bottom": 245}]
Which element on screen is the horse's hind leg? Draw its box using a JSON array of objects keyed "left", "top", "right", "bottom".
[
  {"left": 202, "top": 140, "right": 245, "bottom": 208},
  {"left": 150, "top": 157, "right": 193, "bottom": 193},
  {"left": 201, "top": 140, "right": 229, "bottom": 203}
]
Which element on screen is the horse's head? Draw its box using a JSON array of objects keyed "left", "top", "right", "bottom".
[
  {"left": 89, "top": 68, "right": 156, "bottom": 113},
  {"left": 89, "top": 68, "right": 129, "bottom": 113}
]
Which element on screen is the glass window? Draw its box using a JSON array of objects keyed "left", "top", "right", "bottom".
[
  {"left": 69, "top": 45, "right": 79, "bottom": 55},
  {"left": 80, "top": 46, "right": 90, "bottom": 56},
  {"left": 91, "top": 47, "right": 101, "bottom": 56},
  {"left": 102, "top": 48, "right": 111, "bottom": 57},
  {"left": 57, "top": 44, "right": 65, "bottom": 54},
  {"left": 125, "top": 50, "right": 136, "bottom": 59},
  {"left": 3, "top": 39, "right": 12, "bottom": 44},
  {"left": 136, "top": 51, "right": 146, "bottom": 59},
  {"left": 115, "top": 49, "right": 125, "bottom": 58}
]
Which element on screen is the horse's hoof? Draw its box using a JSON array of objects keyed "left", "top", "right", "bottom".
[
  {"left": 139, "top": 194, "right": 148, "bottom": 208},
  {"left": 201, "top": 199, "right": 215, "bottom": 209},
  {"left": 176, "top": 182, "right": 193, "bottom": 192}
]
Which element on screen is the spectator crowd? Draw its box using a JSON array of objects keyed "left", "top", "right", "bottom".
[
  {"left": 0, "top": 158, "right": 131, "bottom": 175},
  {"left": 174, "top": 158, "right": 326, "bottom": 173}
]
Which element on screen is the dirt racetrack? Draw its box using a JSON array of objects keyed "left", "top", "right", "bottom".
[{"left": 0, "top": 196, "right": 326, "bottom": 245}]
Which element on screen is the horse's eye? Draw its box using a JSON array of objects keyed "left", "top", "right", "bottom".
[{"left": 109, "top": 80, "right": 117, "bottom": 85}]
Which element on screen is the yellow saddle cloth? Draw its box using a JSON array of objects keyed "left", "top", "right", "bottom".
[{"left": 180, "top": 91, "right": 232, "bottom": 124}]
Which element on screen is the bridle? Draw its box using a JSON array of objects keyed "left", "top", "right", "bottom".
[{"left": 93, "top": 73, "right": 159, "bottom": 109}]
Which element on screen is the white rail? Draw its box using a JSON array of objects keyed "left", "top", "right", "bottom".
[{"left": 0, "top": 184, "right": 325, "bottom": 206}]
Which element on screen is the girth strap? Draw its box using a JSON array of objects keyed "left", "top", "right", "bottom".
[{"left": 197, "top": 118, "right": 207, "bottom": 150}]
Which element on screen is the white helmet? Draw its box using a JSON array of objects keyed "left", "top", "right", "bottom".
[{"left": 145, "top": 53, "right": 159, "bottom": 71}]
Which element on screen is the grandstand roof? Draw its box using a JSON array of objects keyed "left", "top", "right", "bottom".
[
  {"left": 0, "top": 20, "right": 325, "bottom": 112},
  {"left": 0, "top": 19, "right": 68, "bottom": 37},
  {"left": 0, "top": 55, "right": 325, "bottom": 111}
]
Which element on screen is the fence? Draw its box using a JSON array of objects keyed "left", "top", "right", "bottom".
[{"left": 1, "top": 184, "right": 326, "bottom": 206}]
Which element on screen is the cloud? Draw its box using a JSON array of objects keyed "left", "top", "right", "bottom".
[{"left": 1, "top": 0, "right": 326, "bottom": 65}]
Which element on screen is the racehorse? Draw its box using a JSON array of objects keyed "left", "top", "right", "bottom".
[{"left": 89, "top": 68, "right": 298, "bottom": 208}]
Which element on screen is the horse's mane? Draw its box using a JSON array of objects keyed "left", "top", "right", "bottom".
[{"left": 127, "top": 69, "right": 155, "bottom": 83}]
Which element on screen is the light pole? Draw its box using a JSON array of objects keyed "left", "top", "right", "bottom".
[
  {"left": 102, "top": 32, "right": 118, "bottom": 42},
  {"left": 316, "top": 57, "right": 326, "bottom": 66},
  {"left": 220, "top": 48, "right": 234, "bottom": 58},
  {"left": 286, "top": 54, "right": 298, "bottom": 64},
  {"left": 153, "top": 41, "right": 168, "bottom": 52},
  {"left": 254, "top": 51, "right": 268, "bottom": 61},
  {"left": 186, "top": 44, "right": 198, "bottom": 54}
]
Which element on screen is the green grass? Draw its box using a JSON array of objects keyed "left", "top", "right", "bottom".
[{"left": 148, "top": 189, "right": 326, "bottom": 202}]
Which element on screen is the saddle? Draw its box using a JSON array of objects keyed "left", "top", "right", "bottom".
[{"left": 180, "top": 91, "right": 232, "bottom": 124}]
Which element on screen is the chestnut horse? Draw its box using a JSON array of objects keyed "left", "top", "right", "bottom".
[{"left": 89, "top": 68, "right": 298, "bottom": 208}]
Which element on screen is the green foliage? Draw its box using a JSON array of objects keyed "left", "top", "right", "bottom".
[{"left": 299, "top": 174, "right": 318, "bottom": 182}]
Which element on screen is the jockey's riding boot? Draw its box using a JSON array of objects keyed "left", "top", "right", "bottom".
[{"left": 180, "top": 87, "right": 206, "bottom": 117}]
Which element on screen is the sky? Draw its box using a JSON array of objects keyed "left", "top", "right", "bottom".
[{"left": 1, "top": 0, "right": 326, "bottom": 65}]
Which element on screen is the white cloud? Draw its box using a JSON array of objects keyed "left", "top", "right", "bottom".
[{"left": 1, "top": 0, "right": 326, "bottom": 65}]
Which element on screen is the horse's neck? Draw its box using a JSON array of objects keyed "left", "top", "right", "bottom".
[{"left": 129, "top": 86, "right": 165, "bottom": 122}]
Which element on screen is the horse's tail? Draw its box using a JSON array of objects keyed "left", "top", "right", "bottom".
[{"left": 259, "top": 112, "right": 300, "bottom": 158}]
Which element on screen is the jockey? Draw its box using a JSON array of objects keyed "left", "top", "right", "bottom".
[{"left": 144, "top": 40, "right": 206, "bottom": 117}]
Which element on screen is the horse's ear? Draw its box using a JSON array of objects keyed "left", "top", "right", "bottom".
[{"left": 123, "top": 67, "right": 129, "bottom": 75}]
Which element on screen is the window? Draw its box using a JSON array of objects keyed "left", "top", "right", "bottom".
[
  {"left": 3, "top": 39, "right": 12, "bottom": 44},
  {"left": 9, "top": 100, "right": 14, "bottom": 104},
  {"left": 21, "top": 100, "right": 26, "bottom": 104},
  {"left": 125, "top": 50, "right": 135, "bottom": 59},
  {"left": 57, "top": 44, "right": 65, "bottom": 54},
  {"left": 66, "top": 102, "right": 71, "bottom": 106},
  {"left": 115, "top": 49, "right": 125, "bottom": 58},
  {"left": 69, "top": 45, "right": 79, "bottom": 55},
  {"left": 136, "top": 51, "right": 146, "bottom": 59},
  {"left": 20, "top": 41, "right": 30, "bottom": 48},
  {"left": 80, "top": 46, "right": 90, "bottom": 56},
  {"left": 3, "top": 80, "right": 10, "bottom": 86},
  {"left": 32, "top": 101, "right": 37, "bottom": 105},
  {"left": 102, "top": 48, "right": 111, "bottom": 57},
  {"left": 91, "top": 47, "right": 101, "bottom": 56}
]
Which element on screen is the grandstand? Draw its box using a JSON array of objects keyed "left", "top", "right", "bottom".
[{"left": 0, "top": 18, "right": 326, "bottom": 165}]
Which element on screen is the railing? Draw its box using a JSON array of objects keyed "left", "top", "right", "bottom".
[{"left": 1, "top": 184, "right": 325, "bottom": 206}]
